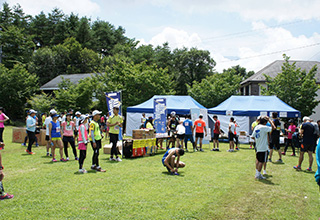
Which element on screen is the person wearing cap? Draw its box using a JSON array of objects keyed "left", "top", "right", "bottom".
[
  {"left": 44, "top": 109, "right": 56, "bottom": 157},
  {"left": 107, "top": 107, "right": 123, "bottom": 162},
  {"left": 89, "top": 110, "right": 106, "bottom": 171},
  {"left": 0, "top": 107, "right": 9, "bottom": 149},
  {"left": 194, "top": 114, "right": 207, "bottom": 152},
  {"left": 26, "top": 109, "right": 37, "bottom": 154},
  {"left": 49, "top": 114, "right": 67, "bottom": 162},
  {"left": 282, "top": 119, "right": 296, "bottom": 156},
  {"left": 61, "top": 113, "right": 77, "bottom": 161},
  {"left": 73, "top": 111, "right": 81, "bottom": 144},
  {"left": 167, "top": 111, "right": 179, "bottom": 149},
  {"left": 78, "top": 115, "right": 89, "bottom": 173},
  {"left": 294, "top": 116, "right": 315, "bottom": 171}
]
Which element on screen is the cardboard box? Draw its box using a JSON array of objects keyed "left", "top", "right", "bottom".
[
  {"left": 132, "top": 129, "right": 146, "bottom": 139},
  {"left": 12, "top": 127, "right": 26, "bottom": 143},
  {"left": 103, "top": 142, "right": 121, "bottom": 154}
]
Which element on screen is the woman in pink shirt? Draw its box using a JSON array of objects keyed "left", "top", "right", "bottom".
[
  {"left": 61, "top": 113, "right": 77, "bottom": 161},
  {"left": 282, "top": 119, "right": 297, "bottom": 156},
  {"left": 0, "top": 107, "right": 9, "bottom": 149}
]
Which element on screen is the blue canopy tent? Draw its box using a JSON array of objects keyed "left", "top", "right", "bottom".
[
  {"left": 207, "top": 96, "right": 301, "bottom": 136},
  {"left": 126, "top": 95, "right": 207, "bottom": 136},
  {"left": 208, "top": 95, "right": 301, "bottom": 118}
]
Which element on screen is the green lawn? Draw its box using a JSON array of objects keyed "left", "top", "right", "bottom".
[{"left": 1, "top": 126, "right": 319, "bottom": 220}]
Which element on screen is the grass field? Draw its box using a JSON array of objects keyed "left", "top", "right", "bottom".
[{"left": 0, "top": 126, "right": 319, "bottom": 220}]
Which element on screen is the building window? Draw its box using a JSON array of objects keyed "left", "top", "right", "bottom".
[{"left": 245, "top": 85, "right": 250, "bottom": 95}]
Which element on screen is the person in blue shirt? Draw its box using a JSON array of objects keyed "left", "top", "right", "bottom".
[
  {"left": 315, "top": 140, "right": 320, "bottom": 189},
  {"left": 162, "top": 148, "right": 185, "bottom": 175},
  {"left": 26, "top": 109, "right": 37, "bottom": 154},
  {"left": 183, "top": 115, "right": 194, "bottom": 152}
]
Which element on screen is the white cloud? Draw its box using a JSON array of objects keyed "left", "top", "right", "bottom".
[
  {"left": 139, "top": 24, "right": 320, "bottom": 73},
  {"left": 6, "top": 0, "right": 100, "bottom": 17}
]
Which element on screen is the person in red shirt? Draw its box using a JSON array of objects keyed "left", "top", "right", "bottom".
[
  {"left": 211, "top": 115, "right": 221, "bottom": 151},
  {"left": 194, "top": 114, "right": 207, "bottom": 152}
]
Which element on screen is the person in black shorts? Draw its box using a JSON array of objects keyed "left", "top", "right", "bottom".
[
  {"left": 268, "top": 112, "right": 283, "bottom": 163},
  {"left": 167, "top": 112, "right": 179, "bottom": 149},
  {"left": 294, "top": 117, "right": 315, "bottom": 171}
]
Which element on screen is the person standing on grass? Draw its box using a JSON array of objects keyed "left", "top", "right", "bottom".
[
  {"left": 282, "top": 119, "right": 296, "bottom": 156},
  {"left": 78, "top": 115, "right": 89, "bottom": 174},
  {"left": 176, "top": 120, "right": 185, "bottom": 149},
  {"left": 73, "top": 111, "right": 81, "bottom": 145},
  {"left": 212, "top": 115, "right": 221, "bottom": 151},
  {"left": 107, "top": 107, "right": 123, "bottom": 162},
  {"left": 228, "top": 117, "right": 236, "bottom": 152},
  {"left": 234, "top": 120, "right": 240, "bottom": 151},
  {"left": 162, "top": 148, "right": 185, "bottom": 175},
  {"left": 25, "top": 109, "right": 37, "bottom": 155},
  {"left": 268, "top": 112, "right": 283, "bottom": 163},
  {"left": 167, "top": 112, "right": 179, "bottom": 149},
  {"left": 44, "top": 109, "right": 56, "bottom": 157},
  {"left": 22, "top": 111, "right": 39, "bottom": 147},
  {"left": 61, "top": 113, "right": 78, "bottom": 161},
  {"left": 294, "top": 117, "right": 315, "bottom": 171},
  {"left": 89, "top": 110, "right": 106, "bottom": 172},
  {"left": 49, "top": 114, "right": 67, "bottom": 162},
  {"left": 41, "top": 113, "right": 47, "bottom": 129},
  {"left": 310, "top": 119, "right": 319, "bottom": 154},
  {"left": 183, "top": 115, "right": 194, "bottom": 152},
  {"left": 0, "top": 107, "right": 9, "bottom": 149},
  {"left": 315, "top": 140, "right": 320, "bottom": 189},
  {"left": 0, "top": 150, "right": 13, "bottom": 200},
  {"left": 252, "top": 116, "right": 276, "bottom": 180},
  {"left": 194, "top": 114, "right": 207, "bottom": 152}
]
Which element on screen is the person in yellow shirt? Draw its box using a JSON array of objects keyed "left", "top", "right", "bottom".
[
  {"left": 146, "top": 117, "right": 154, "bottom": 129},
  {"left": 89, "top": 110, "right": 105, "bottom": 172},
  {"left": 107, "top": 107, "right": 123, "bottom": 162}
]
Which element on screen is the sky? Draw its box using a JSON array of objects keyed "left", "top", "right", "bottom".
[{"left": 4, "top": 0, "right": 320, "bottom": 72}]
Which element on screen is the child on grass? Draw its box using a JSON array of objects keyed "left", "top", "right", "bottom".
[{"left": 78, "top": 115, "right": 89, "bottom": 173}]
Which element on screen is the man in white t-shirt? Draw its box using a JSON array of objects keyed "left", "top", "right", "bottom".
[
  {"left": 252, "top": 116, "right": 275, "bottom": 180},
  {"left": 228, "top": 117, "right": 236, "bottom": 152},
  {"left": 44, "top": 109, "right": 56, "bottom": 156}
]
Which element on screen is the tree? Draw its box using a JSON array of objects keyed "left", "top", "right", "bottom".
[
  {"left": 188, "top": 69, "right": 242, "bottom": 108},
  {"left": 0, "top": 64, "right": 38, "bottom": 119},
  {"left": 261, "top": 54, "right": 320, "bottom": 117},
  {"left": 172, "top": 47, "right": 216, "bottom": 94},
  {"left": 223, "top": 65, "right": 255, "bottom": 80},
  {"left": 27, "top": 92, "right": 54, "bottom": 114},
  {"left": 76, "top": 17, "right": 92, "bottom": 49}
]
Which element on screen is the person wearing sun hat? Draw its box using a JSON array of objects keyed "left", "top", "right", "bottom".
[
  {"left": 49, "top": 113, "right": 67, "bottom": 162},
  {"left": 25, "top": 109, "right": 37, "bottom": 154},
  {"left": 89, "top": 110, "right": 105, "bottom": 172}
]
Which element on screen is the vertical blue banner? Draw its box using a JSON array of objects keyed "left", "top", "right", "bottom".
[
  {"left": 153, "top": 98, "right": 167, "bottom": 137},
  {"left": 105, "top": 91, "right": 123, "bottom": 140}
]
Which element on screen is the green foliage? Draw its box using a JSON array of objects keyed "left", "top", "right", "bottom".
[
  {"left": 27, "top": 92, "right": 54, "bottom": 114},
  {"left": 188, "top": 69, "right": 242, "bottom": 108},
  {"left": 92, "top": 60, "right": 175, "bottom": 113},
  {"left": 223, "top": 65, "right": 255, "bottom": 80},
  {"left": 261, "top": 54, "right": 319, "bottom": 117},
  {"left": 0, "top": 64, "right": 38, "bottom": 119}
]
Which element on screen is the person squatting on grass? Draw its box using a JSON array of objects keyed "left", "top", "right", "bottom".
[
  {"left": 89, "top": 110, "right": 106, "bottom": 172},
  {"left": 0, "top": 150, "right": 13, "bottom": 200},
  {"left": 251, "top": 116, "right": 276, "bottom": 180},
  {"left": 78, "top": 115, "right": 89, "bottom": 174},
  {"left": 107, "top": 107, "right": 123, "bottom": 162},
  {"left": 61, "top": 113, "right": 78, "bottom": 161},
  {"left": 162, "top": 148, "right": 185, "bottom": 175},
  {"left": 49, "top": 114, "right": 67, "bottom": 162},
  {"left": 0, "top": 107, "right": 9, "bottom": 149}
]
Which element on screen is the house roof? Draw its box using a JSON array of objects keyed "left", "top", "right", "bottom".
[
  {"left": 40, "top": 73, "right": 93, "bottom": 90},
  {"left": 241, "top": 60, "right": 320, "bottom": 85}
]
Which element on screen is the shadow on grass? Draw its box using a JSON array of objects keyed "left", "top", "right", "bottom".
[
  {"left": 21, "top": 154, "right": 32, "bottom": 156},
  {"left": 161, "top": 171, "right": 185, "bottom": 177},
  {"left": 258, "top": 178, "right": 277, "bottom": 185},
  {"left": 302, "top": 170, "right": 316, "bottom": 174},
  {"left": 271, "top": 162, "right": 285, "bottom": 165},
  {"left": 74, "top": 170, "right": 97, "bottom": 175}
]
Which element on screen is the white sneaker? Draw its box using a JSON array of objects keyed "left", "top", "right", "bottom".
[
  {"left": 263, "top": 170, "right": 267, "bottom": 175},
  {"left": 116, "top": 157, "right": 122, "bottom": 162},
  {"left": 109, "top": 158, "right": 116, "bottom": 161},
  {"left": 79, "top": 169, "right": 87, "bottom": 173},
  {"left": 66, "top": 157, "right": 69, "bottom": 161}
]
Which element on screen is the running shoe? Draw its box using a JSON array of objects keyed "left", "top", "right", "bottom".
[
  {"left": 52, "top": 158, "right": 57, "bottom": 162},
  {"left": 281, "top": 152, "right": 285, "bottom": 155},
  {"left": 276, "top": 159, "right": 283, "bottom": 163},
  {"left": 235, "top": 147, "right": 239, "bottom": 151},
  {"left": 46, "top": 152, "right": 50, "bottom": 157},
  {"left": 35, "top": 144, "right": 39, "bottom": 147},
  {"left": 185, "top": 149, "right": 188, "bottom": 152},
  {"left": 28, "top": 151, "right": 35, "bottom": 155},
  {"left": 91, "top": 165, "right": 96, "bottom": 170},
  {"left": 50, "top": 153, "right": 52, "bottom": 157},
  {"left": 306, "top": 167, "right": 312, "bottom": 172},
  {"left": 293, "top": 165, "right": 301, "bottom": 170},
  {"left": 290, "top": 153, "right": 296, "bottom": 156},
  {"left": 79, "top": 169, "right": 87, "bottom": 174},
  {"left": 263, "top": 170, "right": 267, "bottom": 175},
  {"left": 75, "top": 157, "right": 79, "bottom": 161},
  {"left": 211, "top": 148, "right": 216, "bottom": 151},
  {"left": 21, "top": 143, "right": 26, "bottom": 146},
  {"left": 96, "top": 166, "right": 106, "bottom": 172},
  {"left": 109, "top": 158, "right": 116, "bottom": 161},
  {"left": 0, "top": 193, "right": 14, "bottom": 200},
  {"left": 216, "top": 148, "right": 220, "bottom": 151},
  {"left": 171, "top": 172, "right": 179, "bottom": 175},
  {"left": 193, "top": 149, "right": 197, "bottom": 152},
  {"left": 199, "top": 148, "right": 204, "bottom": 152},
  {"left": 66, "top": 157, "right": 70, "bottom": 161},
  {"left": 267, "top": 159, "right": 272, "bottom": 163},
  {"left": 25, "top": 149, "right": 29, "bottom": 153},
  {"left": 116, "top": 157, "right": 122, "bottom": 162},
  {"left": 60, "top": 158, "right": 67, "bottom": 162}
]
